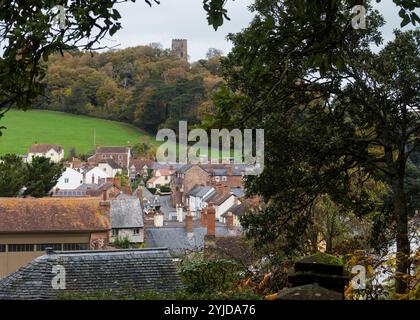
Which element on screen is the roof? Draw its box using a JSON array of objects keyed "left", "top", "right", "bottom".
[
  {"left": 29, "top": 144, "right": 63, "bottom": 154},
  {"left": 96, "top": 146, "right": 130, "bottom": 154},
  {"left": 145, "top": 223, "right": 241, "bottom": 257},
  {"left": 230, "top": 187, "right": 245, "bottom": 198},
  {"left": 187, "top": 185, "right": 214, "bottom": 198},
  {"left": 110, "top": 198, "right": 144, "bottom": 229},
  {"left": 0, "top": 198, "right": 110, "bottom": 234},
  {"left": 207, "top": 192, "right": 234, "bottom": 206},
  {"left": 130, "top": 158, "right": 153, "bottom": 171},
  {"left": 99, "top": 158, "right": 122, "bottom": 169},
  {"left": 221, "top": 203, "right": 245, "bottom": 218},
  {"left": 157, "top": 168, "right": 175, "bottom": 176},
  {"left": 0, "top": 248, "right": 183, "bottom": 300}
]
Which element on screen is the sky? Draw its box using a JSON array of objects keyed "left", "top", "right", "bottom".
[{"left": 98, "top": 0, "right": 418, "bottom": 62}]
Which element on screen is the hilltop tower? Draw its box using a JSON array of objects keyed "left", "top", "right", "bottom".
[{"left": 172, "top": 39, "right": 188, "bottom": 61}]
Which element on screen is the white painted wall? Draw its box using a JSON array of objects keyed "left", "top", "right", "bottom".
[
  {"left": 85, "top": 167, "right": 110, "bottom": 184},
  {"left": 98, "top": 163, "right": 122, "bottom": 178},
  {"left": 55, "top": 168, "right": 83, "bottom": 190},
  {"left": 110, "top": 228, "right": 144, "bottom": 244},
  {"left": 28, "top": 148, "right": 64, "bottom": 163}
]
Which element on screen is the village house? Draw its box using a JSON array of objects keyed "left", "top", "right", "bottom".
[
  {"left": 171, "top": 163, "right": 246, "bottom": 207},
  {"left": 204, "top": 185, "right": 239, "bottom": 221},
  {"left": 85, "top": 166, "right": 110, "bottom": 184},
  {"left": 110, "top": 197, "right": 144, "bottom": 244},
  {"left": 98, "top": 159, "right": 123, "bottom": 177},
  {"left": 27, "top": 143, "right": 64, "bottom": 163},
  {"left": 220, "top": 203, "right": 245, "bottom": 227},
  {"left": 88, "top": 146, "right": 131, "bottom": 169},
  {"left": 129, "top": 158, "right": 153, "bottom": 180},
  {"left": 0, "top": 248, "right": 183, "bottom": 299},
  {"left": 54, "top": 167, "right": 83, "bottom": 190},
  {"left": 0, "top": 197, "right": 110, "bottom": 278},
  {"left": 186, "top": 185, "right": 215, "bottom": 216},
  {"left": 147, "top": 167, "right": 175, "bottom": 189}
]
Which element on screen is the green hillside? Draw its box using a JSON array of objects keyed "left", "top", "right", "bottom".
[{"left": 0, "top": 110, "right": 155, "bottom": 156}]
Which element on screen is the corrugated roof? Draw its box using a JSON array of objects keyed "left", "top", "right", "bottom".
[
  {"left": 110, "top": 198, "right": 144, "bottom": 229},
  {"left": 0, "top": 198, "right": 110, "bottom": 233},
  {"left": 0, "top": 248, "right": 184, "bottom": 300}
]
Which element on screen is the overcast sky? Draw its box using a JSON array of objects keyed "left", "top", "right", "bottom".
[{"left": 100, "top": 0, "right": 418, "bottom": 61}]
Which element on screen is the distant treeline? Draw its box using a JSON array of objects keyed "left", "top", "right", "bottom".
[{"left": 33, "top": 45, "right": 224, "bottom": 133}]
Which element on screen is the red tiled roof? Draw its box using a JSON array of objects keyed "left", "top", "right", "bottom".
[
  {"left": 0, "top": 198, "right": 110, "bottom": 233},
  {"left": 29, "top": 144, "right": 63, "bottom": 154}
]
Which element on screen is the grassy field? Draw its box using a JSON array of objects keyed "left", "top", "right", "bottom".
[{"left": 0, "top": 110, "right": 155, "bottom": 156}]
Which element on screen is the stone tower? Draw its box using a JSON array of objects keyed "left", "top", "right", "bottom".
[{"left": 172, "top": 39, "right": 188, "bottom": 61}]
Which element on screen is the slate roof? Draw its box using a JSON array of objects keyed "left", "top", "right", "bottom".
[
  {"left": 145, "top": 223, "right": 241, "bottom": 257},
  {"left": 207, "top": 192, "right": 234, "bottom": 206},
  {"left": 0, "top": 248, "right": 184, "bottom": 300},
  {"left": 230, "top": 187, "right": 245, "bottom": 198},
  {"left": 0, "top": 198, "right": 110, "bottom": 233},
  {"left": 96, "top": 146, "right": 130, "bottom": 154},
  {"left": 221, "top": 203, "right": 245, "bottom": 218},
  {"left": 29, "top": 143, "right": 63, "bottom": 154},
  {"left": 187, "top": 185, "right": 214, "bottom": 198},
  {"left": 110, "top": 198, "right": 144, "bottom": 229},
  {"left": 99, "top": 158, "right": 122, "bottom": 169}
]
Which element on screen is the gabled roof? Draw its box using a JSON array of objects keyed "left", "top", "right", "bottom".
[
  {"left": 187, "top": 185, "right": 214, "bottom": 198},
  {"left": 99, "top": 158, "right": 122, "bottom": 169},
  {"left": 221, "top": 203, "right": 245, "bottom": 218},
  {"left": 29, "top": 144, "right": 63, "bottom": 154},
  {"left": 96, "top": 146, "right": 130, "bottom": 154},
  {"left": 110, "top": 198, "right": 144, "bottom": 229},
  {"left": 130, "top": 158, "right": 154, "bottom": 171},
  {"left": 0, "top": 248, "right": 184, "bottom": 300},
  {"left": 207, "top": 192, "right": 234, "bottom": 206},
  {"left": 0, "top": 198, "right": 110, "bottom": 234}
]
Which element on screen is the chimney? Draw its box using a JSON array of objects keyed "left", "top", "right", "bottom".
[
  {"left": 206, "top": 203, "right": 216, "bottom": 237},
  {"left": 186, "top": 210, "right": 193, "bottom": 233},
  {"left": 136, "top": 186, "right": 143, "bottom": 206},
  {"left": 102, "top": 189, "right": 108, "bottom": 201},
  {"left": 114, "top": 176, "right": 121, "bottom": 189},
  {"left": 226, "top": 211, "right": 234, "bottom": 230},
  {"left": 45, "top": 247, "right": 54, "bottom": 255},
  {"left": 227, "top": 165, "right": 233, "bottom": 176},
  {"left": 223, "top": 185, "right": 230, "bottom": 195},
  {"left": 200, "top": 208, "right": 207, "bottom": 227},
  {"left": 154, "top": 212, "right": 164, "bottom": 227}
]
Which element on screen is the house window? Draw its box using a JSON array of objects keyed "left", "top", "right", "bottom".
[
  {"left": 63, "top": 243, "right": 89, "bottom": 251},
  {"left": 8, "top": 244, "right": 34, "bottom": 252},
  {"left": 118, "top": 155, "right": 123, "bottom": 160},
  {"left": 0, "top": 244, "right": 5, "bottom": 252},
  {"left": 215, "top": 176, "right": 220, "bottom": 182},
  {"left": 133, "top": 228, "right": 140, "bottom": 235},
  {"left": 112, "top": 229, "right": 119, "bottom": 237},
  {"left": 222, "top": 176, "right": 227, "bottom": 182},
  {"left": 165, "top": 176, "right": 168, "bottom": 181},
  {"left": 37, "top": 243, "right": 62, "bottom": 251},
  {"left": 50, "top": 153, "right": 54, "bottom": 157},
  {"left": 64, "top": 178, "right": 69, "bottom": 183}
]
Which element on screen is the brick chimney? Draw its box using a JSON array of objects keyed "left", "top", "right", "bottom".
[
  {"left": 226, "top": 211, "right": 234, "bottom": 230},
  {"left": 114, "top": 176, "right": 121, "bottom": 189},
  {"left": 227, "top": 165, "right": 233, "bottom": 176},
  {"left": 206, "top": 203, "right": 216, "bottom": 237},
  {"left": 200, "top": 208, "right": 207, "bottom": 227},
  {"left": 223, "top": 185, "right": 230, "bottom": 195},
  {"left": 136, "top": 186, "right": 143, "bottom": 207},
  {"left": 186, "top": 210, "right": 193, "bottom": 234},
  {"left": 99, "top": 190, "right": 110, "bottom": 218}
]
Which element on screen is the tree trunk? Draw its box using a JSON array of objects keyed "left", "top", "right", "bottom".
[{"left": 391, "top": 174, "right": 411, "bottom": 294}]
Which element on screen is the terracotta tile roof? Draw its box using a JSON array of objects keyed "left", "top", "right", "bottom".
[
  {"left": 157, "top": 168, "right": 175, "bottom": 176},
  {"left": 0, "top": 198, "right": 110, "bottom": 233},
  {"left": 207, "top": 192, "right": 233, "bottom": 206},
  {"left": 130, "top": 158, "right": 153, "bottom": 171},
  {"left": 99, "top": 158, "right": 122, "bottom": 169},
  {"left": 29, "top": 144, "right": 63, "bottom": 154},
  {"left": 96, "top": 146, "right": 130, "bottom": 154}
]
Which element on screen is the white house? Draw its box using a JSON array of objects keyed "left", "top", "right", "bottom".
[
  {"left": 54, "top": 168, "right": 83, "bottom": 190},
  {"left": 187, "top": 185, "right": 215, "bottom": 216},
  {"left": 27, "top": 144, "right": 64, "bottom": 163},
  {"left": 110, "top": 198, "right": 144, "bottom": 244},
  {"left": 98, "top": 159, "right": 123, "bottom": 178},
  {"left": 204, "top": 188, "right": 239, "bottom": 221},
  {"left": 146, "top": 168, "right": 175, "bottom": 188},
  {"left": 85, "top": 167, "right": 110, "bottom": 184}
]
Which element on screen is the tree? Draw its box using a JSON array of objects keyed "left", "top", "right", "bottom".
[
  {"left": 24, "top": 157, "right": 64, "bottom": 198},
  {"left": 212, "top": 0, "right": 419, "bottom": 295},
  {"left": 206, "top": 48, "right": 223, "bottom": 59},
  {"left": 0, "top": 154, "right": 27, "bottom": 197}
]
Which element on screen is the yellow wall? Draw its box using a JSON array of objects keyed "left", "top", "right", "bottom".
[{"left": 0, "top": 233, "right": 90, "bottom": 278}]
